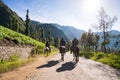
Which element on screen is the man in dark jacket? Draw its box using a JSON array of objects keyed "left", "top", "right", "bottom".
[
  {"left": 45, "top": 41, "right": 51, "bottom": 52},
  {"left": 46, "top": 41, "right": 50, "bottom": 48},
  {"left": 72, "top": 37, "right": 79, "bottom": 47},
  {"left": 59, "top": 38, "right": 66, "bottom": 61},
  {"left": 60, "top": 38, "right": 66, "bottom": 47},
  {"left": 71, "top": 37, "right": 79, "bottom": 62}
]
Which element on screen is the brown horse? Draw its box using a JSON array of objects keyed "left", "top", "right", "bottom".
[
  {"left": 59, "top": 46, "right": 66, "bottom": 61},
  {"left": 71, "top": 46, "right": 79, "bottom": 63}
]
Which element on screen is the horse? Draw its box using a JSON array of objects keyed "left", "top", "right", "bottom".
[
  {"left": 70, "top": 46, "right": 75, "bottom": 61},
  {"left": 59, "top": 46, "right": 66, "bottom": 61},
  {"left": 44, "top": 47, "right": 50, "bottom": 56},
  {"left": 71, "top": 46, "right": 79, "bottom": 63}
]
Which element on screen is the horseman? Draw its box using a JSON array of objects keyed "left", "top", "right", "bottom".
[
  {"left": 45, "top": 41, "right": 51, "bottom": 52},
  {"left": 72, "top": 37, "right": 79, "bottom": 48},
  {"left": 60, "top": 38, "right": 66, "bottom": 47},
  {"left": 71, "top": 37, "right": 79, "bottom": 63},
  {"left": 60, "top": 38, "right": 66, "bottom": 52},
  {"left": 59, "top": 38, "right": 66, "bottom": 61}
]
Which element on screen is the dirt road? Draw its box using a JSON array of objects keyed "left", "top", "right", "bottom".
[{"left": 0, "top": 52, "right": 120, "bottom": 80}]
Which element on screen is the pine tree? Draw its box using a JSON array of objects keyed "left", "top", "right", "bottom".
[
  {"left": 41, "top": 28, "right": 46, "bottom": 43},
  {"left": 9, "top": 16, "right": 12, "bottom": 30},
  {"left": 12, "top": 17, "right": 16, "bottom": 31},
  {"left": 48, "top": 28, "right": 52, "bottom": 42},
  {"left": 15, "top": 19, "right": 19, "bottom": 32},
  {"left": 25, "top": 9, "right": 30, "bottom": 36},
  {"left": 54, "top": 37, "right": 60, "bottom": 48},
  {"left": 50, "top": 36, "right": 54, "bottom": 46},
  {"left": 31, "top": 25, "right": 36, "bottom": 39},
  {"left": 38, "top": 28, "right": 41, "bottom": 41}
]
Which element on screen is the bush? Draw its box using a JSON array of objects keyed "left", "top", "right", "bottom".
[
  {"left": 91, "top": 52, "right": 106, "bottom": 60},
  {"left": 80, "top": 51, "right": 93, "bottom": 58},
  {"left": 0, "top": 58, "right": 35, "bottom": 74},
  {"left": 9, "top": 54, "right": 19, "bottom": 62},
  {"left": 91, "top": 52, "right": 120, "bottom": 69}
]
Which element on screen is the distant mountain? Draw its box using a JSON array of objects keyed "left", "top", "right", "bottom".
[
  {"left": 30, "top": 20, "right": 69, "bottom": 41},
  {"left": 0, "top": 0, "right": 25, "bottom": 32},
  {"left": 55, "top": 24, "right": 85, "bottom": 40},
  {"left": 95, "top": 30, "right": 120, "bottom": 50}
]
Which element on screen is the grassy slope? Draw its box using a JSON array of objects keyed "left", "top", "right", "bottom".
[
  {"left": 0, "top": 25, "right": 44, "bottom": 47},
  {"left": 0, "top": 25, "right": 57, "bottom": 73}
]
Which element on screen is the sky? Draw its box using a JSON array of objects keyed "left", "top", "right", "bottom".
[{"left": 3, "top": 0, "right": 120, "bottom": 31}]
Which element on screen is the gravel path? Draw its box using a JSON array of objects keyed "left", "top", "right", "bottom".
[{"left": 26, "top": 53, "right": 120, "bottom": 80}]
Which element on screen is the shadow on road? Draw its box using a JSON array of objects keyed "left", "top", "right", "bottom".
[
  {"left": 56, "top": 62, "right": 76, "bottom": 72},
  {"left": 36, "top": 60, "right": 59, "bottom": 69}
]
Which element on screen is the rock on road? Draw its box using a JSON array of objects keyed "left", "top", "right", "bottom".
[{"left": 26, "top": 53, "right": 120, "bottom": 80}]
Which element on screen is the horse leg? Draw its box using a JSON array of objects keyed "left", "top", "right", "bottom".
[
  {"left": 73, "top": 53, "right": 74, "bottom": 61},
  {"left": 76, "top": 56, "right": 78, "bottom": 63},
  {"left": 44, "top": 49, "right": 48, "bottom": 57},
  {"left": 63, "top": 53, "right": 64, "bottom": 61},
  {"left": 44, "top": 49, "right": 46, "bottom": 56},
  {"left": 61, "top": 53, "right": 64, "bottom": 61}
]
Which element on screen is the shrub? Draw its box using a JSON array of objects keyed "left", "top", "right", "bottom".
[
  {"left": 80, "top": 51, "right": 93, "bottom": 58},
  {"left": 9, "top": 54, "right": 19, "bottom": 62},
  {"left": 91, "top": 52, "right": 106, "bottom": 60},
  {"left": 92, "top": 52, "right": 120, "bottom": 69}
]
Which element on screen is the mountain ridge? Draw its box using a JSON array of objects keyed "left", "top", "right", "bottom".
[
  {"left": 31, "top": 20, "right": 85, "bottom": 40},
  {"left": 30, "top": 20, "right": 69, "bottom": 41}
]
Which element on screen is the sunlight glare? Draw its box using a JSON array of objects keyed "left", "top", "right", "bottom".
[{"left": 83, "top": 0, "right": 101, "bottom": 13}]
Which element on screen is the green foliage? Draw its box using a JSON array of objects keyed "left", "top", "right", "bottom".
[
  {"left": 91, "top": 52, "right": 106, "bottom": 60},
  {"left": 80, "top": 51, "right": 93, "bottom": 58},
  {"left": 25, "top": 9, "right": 30, "bottom": 36},
  {"left": 30, "top": 21, "right": 69, "bottom": 42},
  {"left": 80, "top": 31, "right": 100, "bottom": 52},
  {"left": 0, "top": 25, "right": 44, "bottom": 48},
  {"left": 9, "top": 54, "right": 19, "bottom": 62},
  {"left": 41, "top": 28, "right": 46, "bottom": 43},
  {"left": 0, "top": 1, "right": 25, "bottom": 32},
  {"left": 0, "top": 31, "right": 3, "bottom": 39},
  {"left": 80, "top": 51, "right": 120, "bottom": 69},
  {"left": 91, "top": 52, "right": 120, "bottom": 69},
  {"left": 0, "top": 58, "right": 35, "bottom": 74},
  {"left": 54, "top": 37, "right": 60, "bottom": 48}
]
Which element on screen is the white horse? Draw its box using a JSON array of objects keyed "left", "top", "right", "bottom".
[{"left": 44, "top": 47, "right": 50, "bottom": 56}]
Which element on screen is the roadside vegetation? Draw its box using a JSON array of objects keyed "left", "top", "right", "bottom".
[
  {"left": 79, "top": 52, "right": 120, "bottom": 69},
  {"left": 78, "top": 8, "right": 120, "bottom": 69},
  {"left": 0, "top": 54, "right": 35, "bottom": 74},
  {"left": 0, "top": 25, "right": 58, "bottom": 74}
]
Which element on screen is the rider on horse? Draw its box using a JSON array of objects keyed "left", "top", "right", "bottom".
[
  {"left": 46, "top": 41, "right": 50, "bottom": 49},
  {"left": 59, "top": 38, "right": 66, "bottom": 61},
  {"left": 72, "top": 37, "right": 79, "bottom": 48},
  {"left": 60, "top": 38, "right": 66, "bottom": 46},
  {"left": 71, "top": 37, "right": 79, "bottom": 62},
  {"left": 44, "top": 41, "right": 51, "bottom": 55},
  {"left": 60, "top": 38, "right": 66, "bottom": 51}
]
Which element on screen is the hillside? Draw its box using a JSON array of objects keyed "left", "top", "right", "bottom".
[
  {"left": 30, "top": 20, "right": 85, "bottom": 41},
  {"left": 30, "top": 21, "right": 69, "bottom": 41},
  {"left": 0, "top": 25, "right": 44, "bottom": 48},
  {"left": 0, "top": 0, "right": 25, "bottom": 32}
]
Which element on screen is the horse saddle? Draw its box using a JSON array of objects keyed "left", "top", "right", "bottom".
[
  {"left": 61, "top": 46, "right": 65, "bottom": 48},
  {"left": 60, "top": 46, "right": 66, "bottom": 53},
  {"left": 46, "top": 47, "right": 49, "bottom": 50}
]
